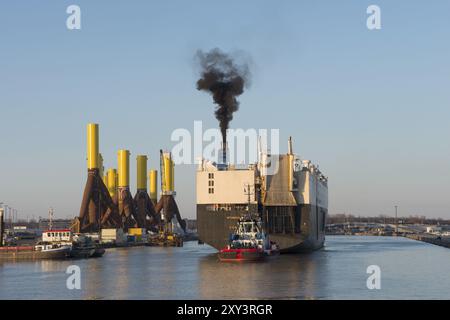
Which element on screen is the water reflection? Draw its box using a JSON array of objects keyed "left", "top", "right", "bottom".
[
  {"left": 1, "top": 237, "right": 450, "bottom": 299},
  {"left": 197, "top": 250, "right": 329, "bottom": 299}
]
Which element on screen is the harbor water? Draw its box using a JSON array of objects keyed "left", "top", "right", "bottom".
[{"left": 0, "top": 236, "right": 449, "bottom": 300}]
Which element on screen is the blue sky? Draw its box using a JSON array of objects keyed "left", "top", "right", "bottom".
[{"left": 0, "top": 1, "right": 449, "bottom": 220}]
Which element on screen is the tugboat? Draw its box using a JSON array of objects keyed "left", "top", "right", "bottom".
[
  {"left": 218, "top": 214, "right": 280, "bottom": 262},
  {"left": 69, "top": 234, "right": 96, "bottom": 258}
]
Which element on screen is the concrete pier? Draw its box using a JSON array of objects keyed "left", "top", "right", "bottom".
[{"left": 406, "top": 234, "right": 450, "bottom": 249}]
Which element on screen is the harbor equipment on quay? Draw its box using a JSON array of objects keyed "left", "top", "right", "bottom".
[{"left": 146, "top": 230, "right": 183, "bottom": 247}]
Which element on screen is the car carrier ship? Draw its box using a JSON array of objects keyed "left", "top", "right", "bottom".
[{"left": 197, "top": 137, "right": 328, "bottom": 253}]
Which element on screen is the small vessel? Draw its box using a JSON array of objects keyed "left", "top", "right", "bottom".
[
  {"left": 68, "top": 234, "right": 97, "bottom": 259},
  {"left": 0, "top": 243, "right": 70, "bottom": 261},
  {"left": 42, "top": 229, "right": 104, "bottom": 259},
  {"left": 218, "top": 214, "right": 279, "bottom": 262}
]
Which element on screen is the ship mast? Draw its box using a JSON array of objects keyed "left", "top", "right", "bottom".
[
  {"left": 48, "top": 207, "right": 54, "bottom": 231},
  {"left": 244, "top": 183, "right": 255, "bottom": 218}
]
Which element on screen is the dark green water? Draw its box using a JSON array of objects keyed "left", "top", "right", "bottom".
[{"left": 1, "top": 236, "right": 449, "bottom": 299}]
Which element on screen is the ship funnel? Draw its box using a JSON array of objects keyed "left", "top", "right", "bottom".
[
  {"left": 217, "top": 142, "right": 229, "bottom": 170},
  {"left": 288, "top": 136, "right": 293, "bottom": 155},
  {"left": 287, "top": 136, "right": 297, "bottom": 191},
  {"left": 221, "top": 142, "right": 227, "bottom": 164}
]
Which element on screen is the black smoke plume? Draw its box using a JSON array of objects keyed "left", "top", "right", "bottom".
[{"left": 196, "top": 48, "right": 251, "bottom": 146}]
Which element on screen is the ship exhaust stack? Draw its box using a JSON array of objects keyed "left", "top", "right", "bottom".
[
  {"left": 133, "top": 155, "right": 159, "bottom": 231},
  {"left": 222, "top": 142, "right": 227, "bottom": 165},
  {"left": 217, "top": 142, "right": 229, "bottom": 170},
  {"left": 288, "top": 136, "right": 293, "bottom": 155},
  {"left": 287, "top": 136, "right": 297, "bottom": 191},
  {"left": 155, "top": 150, "right": 186, "bottom": 233},
  {"left": 73, "top": 123, "right": 122, "bottom": 233}
]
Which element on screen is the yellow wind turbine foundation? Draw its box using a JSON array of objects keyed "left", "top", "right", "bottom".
[
  {"left": 154, "top": 150, "right": 186, "bottom": 232},
  {"left": 149, "top": 170, "right": 158, "bottom": 205},
  {"left": 107, "top": 168, "right": 117, "bottom": 198},
  {"left": 133, "top": 156, "right": 160, "bottom": 231},
  {"left": 117, "top": 149, "right": 143, "bottom": 229},
  {"left": 73, "top": 123, "right": 122, "bottom": 233}
]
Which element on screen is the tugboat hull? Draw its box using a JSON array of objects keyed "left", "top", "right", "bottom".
[
  {"left": 218, "top": 248, "right": 265, "bottom": 262},
  {"left": 69, "top": 247, "right": 95, "bottom": 259},
  {"left": 91, "top": 248, "right": 106, "bottom": 257}
]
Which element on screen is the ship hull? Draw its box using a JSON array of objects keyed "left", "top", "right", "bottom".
[
  {"left": 197, "top": 204, "right": 327, "bottom": 253},
  {"left": 0, "top": 247, "right": 70, "bottom": 260}
]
